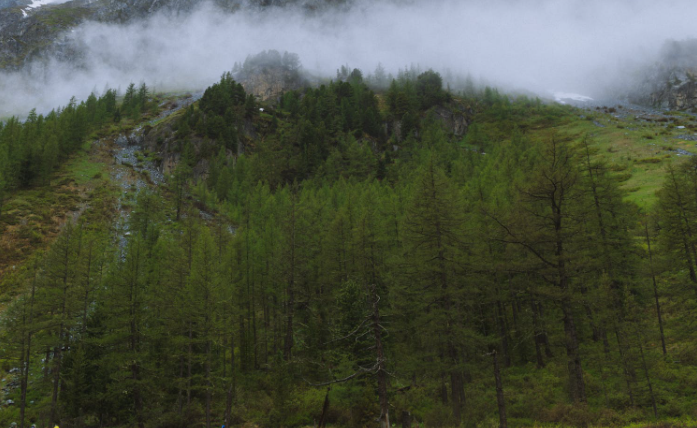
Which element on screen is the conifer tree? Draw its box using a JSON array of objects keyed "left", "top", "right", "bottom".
[
  {"left": 124, "top": 83, "right": 137, "bottom": 115},
  {"left": 401, "top": 158, "right": 469, "bottom": 421},
  {"left": 41, "top": 135, "right": 59, "bottom": 185},
  {"left": 0, "top": 169, "right": 6, "bottom": 221},
  {"left": 101, "top": 235, "right": 151, "bottom": 428},
  {"left": 657, "top": 165, "right": 697, "bottom": 292},
  {"left": 188, "top": 228, "right": 223, "bottom": 428},
  {"left": 499, "top": 138, "right": 588, "bottom": 403},
  {"left": 40, "top": 221, "right": 82, "bottom": 427},
  {"left": 138, "top": 83, "right": 149, "bottom": 110}
]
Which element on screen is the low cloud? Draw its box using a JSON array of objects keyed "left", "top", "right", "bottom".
[{"left": 1, "top": 0, "right": 696, "bottom": 116}]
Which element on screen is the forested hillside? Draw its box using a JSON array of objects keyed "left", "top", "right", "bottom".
[{"left": 3, "top": 66, "right": 697, "bottom": 428}]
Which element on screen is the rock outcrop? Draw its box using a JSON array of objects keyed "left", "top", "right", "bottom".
[
  {"left": 641, "top": 69, "right": 697, "bottom": 111},
  {"left": 234, "top": 50, "right": 307, "bottom": 102},
  {"left": 432, "top": 105, "right": 469, "bottom": 137},
  {"left": 389, "top": 103, "right": 471, "bottom": 143},
  {"left": 630, "top": 40, "right": 697, "bottom": 111}
]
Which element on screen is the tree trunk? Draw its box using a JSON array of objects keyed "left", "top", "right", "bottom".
[
  {"left": 401, "top": 410, "right": 412, "bottom": 428},
  {"left": 0, "top": 187, "right": 4, "bottom": 222},
  {"left": 530, "top": 298, "right": 545, "bottom": 369},
  {"left": 496, "top": 299, "right": 511, "bottom": 368},
  {"left": 187, "top": 323, "right": 193, "bottom": 405},
  {"left": 536, "top": 302, "right": 554, "bottom": 359},
  {"left": 19, "top": 334, "right": 31, "bottom": 428},
  {"left": 239, "top": 316, "right": 247, "bottom": 372},
  {"left": 637, "top": 333, "right": 658, "bottom": 419},
  {"left": 317, "top": 388, "right": 331, "bottom": 428},
  {"left": 371, "top": 284, "right": 390, "bottom": 428},
  {"left": 667, "top": 168, "right": 697, "bottom": 287},
  {"left": 252, "top": 282, "right": 258, "bottom": 369},
  {"left": 450, "top": 368, "right": 465, "bottom": 422},
  {"left": 492, "top": 350, "right": 507, "bottom": 428},
  {"left": 644, "top": 222, "right": 667, "bottom": 355},
  {"left": 177, "top": 355, "right": 185, "bottom": 413},
  {"left": 615, "top": 328, "right": 636, "bottom": 406},
  {"left": 555, "top": 194, "right": 585, "bottom": 403},
  {"left": 50, "top": 230, "right": 74, "bottom": 428},
  {"left": 81, "top": 244, "right": 94, "bottom": 334},
  {"left": 132, "top": 361, "right": 144, "bottom": 428},
  {"left": 206, "top": 339, "right": 212, "bottom": 428},
  {"left": 20, "top": 269, "right": 37, "bottom": 428},
  {"left": 561, "top": 298, "right": 586, "bottom": 403},
  {"left": 225, "top": 331, "right": 236, "bottom": 427},
  {"left": 682, "top": 240, "right": 697, "bottom": 285},
  {"left": 43, "top": 347, "right": 51, "bottom": 383},
  {"left": 508, "top": 275, "right": 526, "bottom": 363},
  {"left": 439, "top": 373, "right": 448, "bottom": 405},
  {"left": 130, "top": 259, "right": 144, "bottom": 428},
  {"left": 49, "top": 293, "right": 69, "bottom": 427},
  {"left": 284, "top": 193, "right": 297, "bottom": 361}
]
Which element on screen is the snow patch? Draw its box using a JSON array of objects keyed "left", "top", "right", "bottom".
[
  {"left": 553, "top": 92, "right": 594, "bottom": 104},
  {"left": 22, "top": 0, "right": 71, "bottom": 17},
  {"left": 27, "top": 0, "right": 70, "bottom": 8}
]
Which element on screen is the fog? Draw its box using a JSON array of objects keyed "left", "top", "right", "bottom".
[{"left": 1, "top": 0, "right": 696, "bottom": 116}]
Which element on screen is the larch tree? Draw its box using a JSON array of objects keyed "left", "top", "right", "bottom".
[
  {"left": 401, "top": 157, "right": 470, "bottom": 422},
  {"left": 496, "top": 138, "right": 588, "bottom": 403}
]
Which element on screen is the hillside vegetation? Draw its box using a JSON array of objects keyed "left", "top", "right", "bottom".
[{"left": 3, "top": 65, "right": 697, "bottom": 428}]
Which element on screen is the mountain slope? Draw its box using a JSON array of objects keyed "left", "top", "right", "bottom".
[
  {"left": 0, "top": 0, "right": 350, "bottom": 70},
  {"left": 4, "top": 66, "right": 697, "bottom": 427}
]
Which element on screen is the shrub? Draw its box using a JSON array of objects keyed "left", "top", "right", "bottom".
[{"left": 636, "top": 157, "right": 662, "bottom": 164}]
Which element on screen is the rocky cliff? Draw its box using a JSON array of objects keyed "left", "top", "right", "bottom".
[
  {"left": 235, "top": 50, "right": 307, "bottom": 102},
  {"left": 432, "top": 105, "right": 469, "bottom": 137},
  {"left": 630, "top": 40, "right": 697, "bottom": 111}
]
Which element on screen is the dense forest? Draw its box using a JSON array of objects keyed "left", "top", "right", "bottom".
[{"left": 1, "top": 64, "right": 697, "bottom": 428}]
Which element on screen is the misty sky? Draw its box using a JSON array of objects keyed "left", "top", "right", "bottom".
[{"left": 2, "top": 0, "right": 697, "bottom": 116}]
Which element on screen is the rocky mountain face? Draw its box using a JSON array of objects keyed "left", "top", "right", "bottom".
[
  {"left": 0, "top": 0, "right": 29, "bottom": 10},
  {"left": 0, "top": 0, "right": 238, "bottom": 68},
  {"left": 0, "top": 0, "right": 349, "bottom": 70},
  {"left": 0, "top": 2, "right": 89, "bottom": 68},
  {"left": 235, "top": 50, "right": 307, "bottom": 102},
  {"left": 92, "top": 0, "right": 240, "bottom": 21},
  {"left": 630, "top": 40, "right": 697, "bottom": 111},
  {"left": 641, "top": 69, "right": 697, "bottom": 111},
  {"left": 432, "top": 105, "right": 469, "bottom": 137}
]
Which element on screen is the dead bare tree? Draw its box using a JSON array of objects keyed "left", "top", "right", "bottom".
[{"left": 308, "top": 283, "right": 390, "bottom": 428}]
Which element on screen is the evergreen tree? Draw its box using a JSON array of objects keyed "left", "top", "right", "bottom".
[
  {"left": 400, "top": 158, "right": 470, "bottom": 422},
  {"left": 187, "top": 228, "right": 223, "bottom": 428},
  {"left": 497, "top": 138, "right": 588, "bottom": 403},
  {"left": 124, "top": 83, "right": 137, "bottom": 115},
  {"left": 40, "top": 221, "right": 82, "bottom": 427},
  {"left": 101, "top": 235, "right": 151, "bottom": 428},
  {"left": 0, "top": 167, "right": 6, "bottom": 221},
  {"left": 138, "top": 82, "right": 149, "bottom": 109},
  {"left": 41, "top": 135, "right": 59, "bottom": 185},
  {"left": 416, "top": 69, "right": 448, "bottom": 109}
]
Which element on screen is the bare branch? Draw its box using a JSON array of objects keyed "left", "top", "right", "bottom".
[
  {"left": 322, "top": 317, "right": 369, "bottom": 346},
  {"left": 304, "top": 363, "right": 380, "bottom": 387}
]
